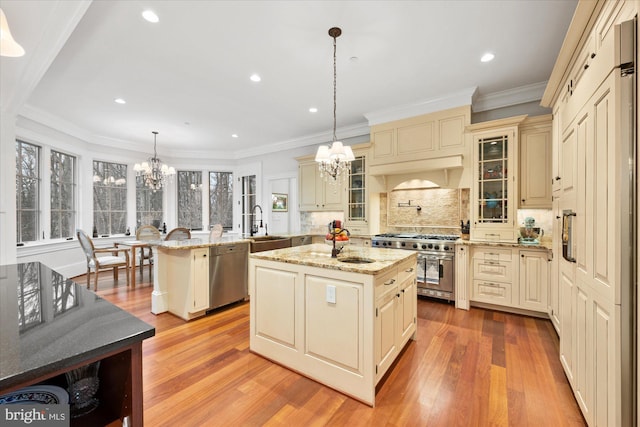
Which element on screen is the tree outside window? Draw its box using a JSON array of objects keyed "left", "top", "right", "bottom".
[
  {"left": 93, "top": 160, "right": 127, "bottom": 235},
  {"left": 16, "top": 140, "right": 40, "bottom": 242},
  {"left": 50, "top": 150, "right": 76, "bottom": 239},
  {"left": 177, "top": 171, "right": 202, "bottom": 230},
  {"left": 136, "top": 176, "right": 163, "bottom": 229},
  {"left": 209, "top": 172, "right": 233, "bottom": 230}
]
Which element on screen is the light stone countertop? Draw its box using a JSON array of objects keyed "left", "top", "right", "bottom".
[
  {"left": 249, "top": 243, "right": 417, "bottom": 275},
  {"left": 456, "top": 238, "right": 552, "bottom": 251},
  {"left": 158, "top": 236, "right": 251, "bottom": 250}
]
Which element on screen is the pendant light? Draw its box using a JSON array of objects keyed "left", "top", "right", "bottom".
[{"left": 315, "top": 27, "right": 354, "bottom": 184}]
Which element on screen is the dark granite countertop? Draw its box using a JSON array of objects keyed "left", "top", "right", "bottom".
[{"left": 0, "top": 262, "right": 155, "bottom": 392}]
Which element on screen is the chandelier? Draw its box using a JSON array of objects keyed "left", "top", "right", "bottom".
[
  {"left": 133, "top": 131, "right": 175, "bottom": 192},
  {"left": 315, "top": 27, "right": 354, "bottom": 184}
]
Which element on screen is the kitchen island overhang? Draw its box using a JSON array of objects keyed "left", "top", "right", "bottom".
[{"left": 249, "top": 244, "right": 418, "bottom": 406}]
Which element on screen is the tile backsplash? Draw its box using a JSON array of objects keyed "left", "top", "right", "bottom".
[
  {"left": 300, "top": 211, "right": 344, "bottom": 234},
  {"left": 381, "top": 188, "right": 470, "bottom": 235}
]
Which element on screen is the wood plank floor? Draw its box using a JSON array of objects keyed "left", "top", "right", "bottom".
[{"left": 85, "top": 270, "right": 586, "bottom": 426}]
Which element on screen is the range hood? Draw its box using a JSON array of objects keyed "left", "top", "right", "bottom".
[{"left": 368, "top": 155, "right": 465, "bottom": 190}]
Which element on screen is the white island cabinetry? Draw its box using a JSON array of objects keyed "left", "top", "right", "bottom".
[{"left": 249, "top": 244, "right": 417, "bottom": 406}]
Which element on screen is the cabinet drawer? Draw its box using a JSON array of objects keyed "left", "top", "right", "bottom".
[
  {"left": 397, "top": 258, "right": 417, "bottom": 285},
  {"left": 473, "top": 259, "right": 513, "bottom": 282},
  {"left": 375, "top": 268, "right": 398, "bottom": 299},
  {"left": 472, "top": 279, "right": 512, "bottom": 305},
  {"left": 472, "top": 229, "right": 516, "bottom": 242},
  {"left": 472, "top": 247, "right": 512, "bottom": 262}
]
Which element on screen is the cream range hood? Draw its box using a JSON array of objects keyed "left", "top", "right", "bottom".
[{"left": 368, "top": 154, "right": 468, "bottom": 191}]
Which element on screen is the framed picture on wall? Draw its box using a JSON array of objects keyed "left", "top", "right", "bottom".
[{"left": 272, "top": 193, "right": 288, "bottom": 212}]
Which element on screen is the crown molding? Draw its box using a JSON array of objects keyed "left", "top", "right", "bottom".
[
  {"left": 472, "top": 81, "right": 548, "bottom": 112},
  {"left": 364, "top": 87, "right": 478, "bottom": 126}
]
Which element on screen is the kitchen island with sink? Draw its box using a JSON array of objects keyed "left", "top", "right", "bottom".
[{"left": 249, "top": 244, "right": 417, "bottom": 406}]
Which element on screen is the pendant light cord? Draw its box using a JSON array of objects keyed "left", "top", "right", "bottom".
[{"left": 333, "top": 33, "right": 337, "bottom": 143}]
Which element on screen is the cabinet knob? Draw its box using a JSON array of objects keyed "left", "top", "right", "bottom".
[
  {"left": 521, "top": 254, "right": 525, "bottom": 258},
  {"left": 556, "top": 216, "right": 561, "bottom": 219},
  {"left": 590, "top": 52, "right": 596, "bottom": 59},
  {"left": 584, "top": 64, "right": 589, "bottom": 70},
  {"left": 521, "top": 199, "right": 525, "bottom": 203},
  {"left": 555, "top": 176, "right": 561, "bottom": 181}
]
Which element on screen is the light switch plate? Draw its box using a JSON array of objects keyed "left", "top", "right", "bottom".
[{"left": 326, "top": 285, "right": 336, "bottom": 304}]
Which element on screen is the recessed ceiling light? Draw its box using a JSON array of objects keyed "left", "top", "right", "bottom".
[
  {"left": 309, "top": 107, "right": 318, "bottom": 113},
  {"left": 142, "top": 10, "right": 159, "bottom": 23},
  {"left": 250, "top": 74, "right": 261, "bottom": 82},
  {"left": 114, "top": 98, "right": 126, "bottom": 104},
  {"left": 481, "top": 53, "right": 495, "bottom": 63},
  {"left": 231, "top": 134, "right": 238, "bottom": 138}
]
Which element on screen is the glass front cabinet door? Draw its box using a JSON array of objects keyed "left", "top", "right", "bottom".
[
  {"left": 471, "top": 125, "right": 519, "bottom": 242},
  {"left": 345, "top": 155, "right": 368, "bottom": 233}
]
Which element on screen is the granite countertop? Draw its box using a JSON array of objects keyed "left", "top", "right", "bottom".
[
  {"left": 249, "top": 243, "right": 417, "bottom": 275},
  {"left": 456, "top": 239, "right": 552, "bottom": 251},
  {"left": 159, "top": 236, "right": 251, "bottom": 250},
  {"left": 0, "top": 262, "right": 155, "bottom": 392}
]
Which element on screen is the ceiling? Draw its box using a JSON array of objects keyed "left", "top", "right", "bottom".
[{"left": 1, "top": 0, "right": 577, "bottom": 160}]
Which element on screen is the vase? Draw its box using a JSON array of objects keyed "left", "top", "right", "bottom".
[{"left": 65, "top": 361, "right": 100, "bottom": 418}]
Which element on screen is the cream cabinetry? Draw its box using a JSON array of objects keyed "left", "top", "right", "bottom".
[
  {"left": 164, "top": 247, "right": 210, "bottom": 321},
  {"left": 548, "top": 196, "right": 561, "bottom": 333},
  {"left": 250, "top": 250, "right": 417, "bottom": 406},
  {"left": 518, "top": 250, "right": 549, "bottom": 312},
  {"left": 519, "top": 115, "right": 552, "bottom": 208},
  {"left": 298, "top": 160, "right": 345, "bottom": 211},
  {"left": 345, "top": 151, "right": 369, "bottom": 234},
  {"left": 469, "top": 245, "right": 549, "bottom": 314},
  {"left": 375, "top": 258, "right": 416, "bottom": 382},
  {"left": 468, "top": 116, "right": 525, "bottom": 242},
  {"left": 369, "top": 106, "right": 470, "bottom": 167},
  {"left": 541, "top": 1, "right": 633, "bottom": 425}
]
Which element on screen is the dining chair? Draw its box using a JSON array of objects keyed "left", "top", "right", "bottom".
[
  {"left": 76, "top": 229, "right": 130, "bottom": 291},
  {"left": 210, "top": 224, "right": 223, "bottom": 241},
  {"left": 165, "top": 227, "right": 191, "bottom": 241},
  {"left": 136, "top": 225, "right": 161, "bottom": 278}
]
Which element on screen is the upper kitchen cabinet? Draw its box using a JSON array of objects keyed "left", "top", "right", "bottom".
[
  {"left": 344, "top": 144, "right": 374, "bottom": 234},
  {"left": 519, "top": 115, "right": 552, "bottom": 208},
  {"left": 467, "top": 115, "right": 526, "bottom": 242},
  {"left": 298, "top": 159, "right": 345, "bottom": 211},
  {"left": 369, "top": 106, "right": 470, "bottom": 167}
]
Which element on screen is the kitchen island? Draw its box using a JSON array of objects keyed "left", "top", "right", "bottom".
[
  {"left": 0, "top": 262, "right": 155, "bottom": 427},
  {"left": 153, "top": 236, "right": 250, "bottom": 320},
  {"left": 249, "top": 244, "right": 417, "bottom": 406}
]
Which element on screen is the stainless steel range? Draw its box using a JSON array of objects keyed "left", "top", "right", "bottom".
[{"left": 371, "top": 233, "right": 457, "bottom": 301}]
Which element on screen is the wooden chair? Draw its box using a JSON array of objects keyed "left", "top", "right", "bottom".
[
  {"left": 136, "top": 225, "right": 161, "bottom": 278},
  {"left": 209, "top": 224, "right": 223, "bottom": 241},
  {"left": 165, "top": 227, "right": 191, "bottom": 241},
  {"left": 76, "top": 229, "right": 130, "bottom": 291}
]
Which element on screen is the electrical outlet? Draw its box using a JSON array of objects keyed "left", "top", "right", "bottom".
[{"left": 326, "top": 285, "right": 336, "bottom": 304}]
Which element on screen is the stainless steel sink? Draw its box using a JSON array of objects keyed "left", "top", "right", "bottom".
[
  {"left": 338, "top": 257, "right": 375, "bottom": 264},
  {"left": 249, "top": 236, "right": 291, "bottom": 253}
]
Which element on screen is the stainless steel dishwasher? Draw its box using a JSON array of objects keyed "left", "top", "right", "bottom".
[{"left": 209, "top": 242, "right": 249, "bottom": 311}]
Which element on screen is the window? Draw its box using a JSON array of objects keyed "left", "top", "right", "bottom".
[
  {"left": 177, "top": 171, "right": 202, "bottom": 230},
  {"left": 93, "top": 160, "right": 127, "bottom": 235},
  {"left": 50, "top": 150, "right": 76, "bottom": 239},
  {"left": 241, "top": 175, "right": 256, "bottom": 235},
  {"left": 209, "top": 172, "right": 233, "bottom": 230},
  {"left": 136, "top": 176, "right": 163, "bottom": 229},
  {"left": 16, "top": 140, "right": 40, "bottom": 242}
]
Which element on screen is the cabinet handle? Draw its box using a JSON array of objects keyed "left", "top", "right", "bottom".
[
  {"left": 590, "top": 52, "right": 596, "bottom": 59},
  {"left": 397, "top": 293, "right": 401, "bottom": 298},
  {"left": 384, "top": 278, "right": 396, "bottom": 286},
  {"left": 555, "top": 176, "right": 561, "bottom": 181},
  {"left": 405, "top": 268, "right": 414, "bottom": 273},
  {"left": 556, "top": 216, "right": 561, "bottom": 219},
  {"left": 584, "top": 63, "right": 589, "bottom": 70}
]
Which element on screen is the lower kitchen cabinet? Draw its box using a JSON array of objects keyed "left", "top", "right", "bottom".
[
  {"left": 518, "top": 250, "right": 549, "bottom": 312},
  {"left": 468, "top": 244, "right": 550, "bottom": 315},
  {"left": 164, "top": 247, "right": 210, "bottom": 321}
]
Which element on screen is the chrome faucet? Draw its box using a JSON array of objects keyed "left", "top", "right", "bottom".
[{"left": 250, "top": 204, "right": 264, "bottom": 236}]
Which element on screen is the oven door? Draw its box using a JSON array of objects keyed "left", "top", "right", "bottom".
[{"left": 421, "top": 255, "right": 454, "bottom": 290}]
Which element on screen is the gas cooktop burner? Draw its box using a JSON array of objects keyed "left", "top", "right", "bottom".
[{"left": 373, "top": 233, "right": 458, "bottom": 241}]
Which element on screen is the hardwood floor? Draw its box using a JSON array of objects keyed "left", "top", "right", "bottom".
[{"left": 85, "top": 270, "right": 586, "bottom": 426}]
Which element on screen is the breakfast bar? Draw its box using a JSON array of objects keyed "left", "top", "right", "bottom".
[{"left": 249, "top": 244, "right": 417, "bottom": 406}]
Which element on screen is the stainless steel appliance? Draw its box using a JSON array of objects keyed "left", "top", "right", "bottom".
[
  {"left": 208, "top": 242, "right": 249, "bottom": 311},
  {"left": 371, "top": 233, "right": 457, "bottom": 301}
]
